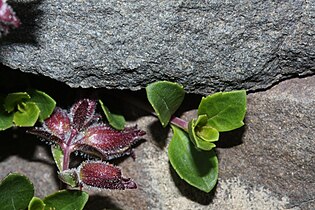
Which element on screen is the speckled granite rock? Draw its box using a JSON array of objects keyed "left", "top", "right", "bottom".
[
  {"left": 0, "top": 0, "right": 314, "bottom": 94},
  {"left": 1, "top": 74, "right": 314, "bottom": 209}
]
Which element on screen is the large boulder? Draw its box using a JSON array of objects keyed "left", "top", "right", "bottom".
[{"left": 0, "top": 0, "right": 314, "bottom": 94}]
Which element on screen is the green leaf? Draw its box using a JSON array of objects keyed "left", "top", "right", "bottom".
[
  {"left": 13, "top": 102, "right": 40, "bottom": 127},
  {"left": 0, "top": 100, "right": 13, "bottom": 130},
  {"left": 58, "top": 170, "right": 78, "bottom": 188},
  {"left": 168, "top": 126, "right": 218, "bottom": 192},
  {"left": 43, "top": 190, "right": 88, "bottom": 210},
  {"left": 146, "top": 81, "right": 185, "bottom": 127},
  {"left": 188, "top": 115, "right": 218, "bottom": 151},
  {"left": 4, "top": 92, "right": 30, "bottom": 113},
  {"left": 197, "top": 126, "right": 219, "bottom": 142},
  {"left": 51, "top": 145, "right": 64, "bottom": 172},
  {"left": 191, "top": 115, "right": 219, "bottom": 142},
  {"left": 99, "top": 99, "right": 125, "bottom": 130},
  {"left": 0, "top": 173, "right": 34, "bottom": 210},
  {"left": 28, "top": 197, "right": 45, "bottom": 210},
  {"left": 28, "top": 90, "right": 56, "bottom": 122},
  {"left": 198, "top": 90, "right": 246, "bottom": 132}
]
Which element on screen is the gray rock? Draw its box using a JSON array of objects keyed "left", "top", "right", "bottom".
[
  {"left": 218, "top": 76, "right": 315, "bottom": 210},
  {"left": 0, "top": 0, "right": 314, "bottom": 94},
  {"left": 1, "top": 75, "right": 314, "bottom": 209}
]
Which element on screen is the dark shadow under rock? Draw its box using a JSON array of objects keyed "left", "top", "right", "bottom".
[
  {"left": 216, "top": 126, "right": 245, "bottom": 148},
  {"left": 0, "top": 127, "right": 36, "bottom": 162},
  {"left": 169, "top": 163, "right": 216, "bottom": 205},
  {"left": 0, "top": 126, "right": 55, "bottom": 169},
  {"left": 148, "top": 120, "right": 170, "bottom": 148},
  {"left": 84, "top": 194, "right": 122, "bottom": 210}
]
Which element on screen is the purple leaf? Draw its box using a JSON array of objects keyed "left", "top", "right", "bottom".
[
  {"left": 44, "top": 108, "right": 72, "bottom": 140},
  {"left": 0, "top": 0, "right": 20, "bottom": 34},
  {"left": 70, "top": 99, "right": 97, "bottom": 131},
  {"left": 79, "top": 161, "right": 137, "bottom": 190},
  {"left": 28, "top": 98, "right": 145, "bottom": 191},
  {"left": 75, "top": 125, "right": 145, "bottom": 160},
  {"left": 27, "top": 128, "right": 63, "bottom": 145}
]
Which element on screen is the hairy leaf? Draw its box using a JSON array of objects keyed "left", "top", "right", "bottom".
[
  {"left": 198, "top": 90, "right": 246, "bottom": 132},
  {"left": 27, "top": 128, "right": 63, "bottom": 146},
  {"left": 99, "top": 99, "right": 125, "bottom": 130},
  {"left": 169, "top": 126, "right": 218, "bottom": 192},
  {"left": 78, "top": 161, "right": 137, "bottom": 190},
  {"left": 146, "top": 81, "right": 185, "bottom": 127},
  {"left": 28, "top": 90, "right": 56, "bottom": 122},
  {"left": 0, "top": 173, "right": 34, "bottom": 210},
  {"left": 43, "top": 190, "right": 88, "bottom": 210},
  {"left": 70, "top": 99, "right": 97, "bottom": 131},
  {"left": 75, "top": 125, "right": 145, "bottom": 160},
  {"left": 0, "top": 0, "right": 20, "bottom": 34}
]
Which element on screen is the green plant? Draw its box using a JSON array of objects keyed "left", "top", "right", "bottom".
[
  {"left": 0, "top": 92, "right": 145, "bottom": 209},
  {"left": 0, "top": 91, "right": 88, "bottom": 210},
  {"left": 0, "top": 82, "right": 246, "bottom": 209},
  {"left": 0, "top": 90, "right": 56, "bottom": 130},
  {"left": 146, "top": 81, "right": 246, "bottom": 192},
  {"left": 0, "top": 173, "right": 88, "bottom": 210}
]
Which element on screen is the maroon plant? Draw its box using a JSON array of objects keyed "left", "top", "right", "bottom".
[
  {"left": 0, "top": 0, "right": 20, "bottom": 34},
  {"left": 60, "top": 161, "right": 137, "bottom": 190},
  {"left": 28, "top": 99, "right": 145, "bottom": 190}
]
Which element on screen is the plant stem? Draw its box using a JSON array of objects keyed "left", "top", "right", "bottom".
[
  {"left": 62, "top": 130, "right": 77, "bottom": 171},
  {"left": 170, "top": 116, "right": 189, "bottom": 132},
  {"left": 62, "top": 147, "right": 70, "bottom": 171}
]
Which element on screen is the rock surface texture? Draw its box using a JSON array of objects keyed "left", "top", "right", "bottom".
[
  {"left": 1, "top": 0, "right": 314, "bottom": 209},
  {"left": 0, "top": 75, "right": 314, "bottom": 209},
  {"left": 0, "top": 0, "right": 314, "bottom": 94}
]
